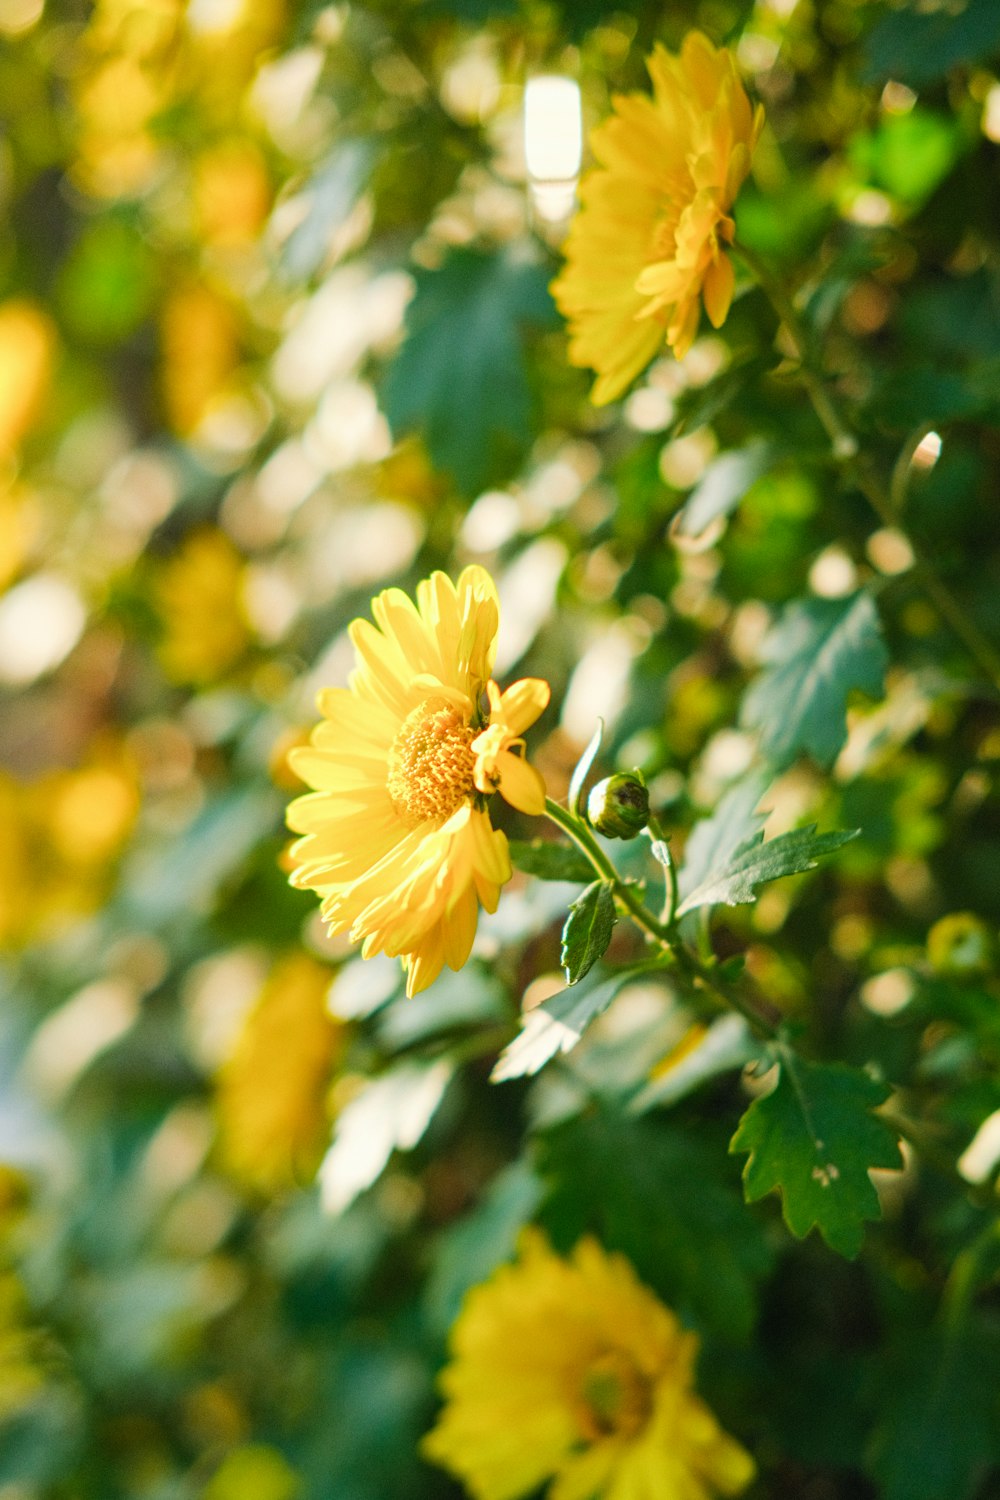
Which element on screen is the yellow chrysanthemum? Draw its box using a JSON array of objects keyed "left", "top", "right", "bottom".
[
  {"left": 286, "top": 567, "right": 549, "bottom": 997},
  {"left": 552, "top": 32, "right": 764, "bottom": 405},
  {"left": 423, "top": 1231, "right": 755, "bottom": 1500}
]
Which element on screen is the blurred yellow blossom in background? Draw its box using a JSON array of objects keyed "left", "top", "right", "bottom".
[
  {"left": 0, "top": 743, "right": 139, "bottom": 951},
  {"left": 215, "top": 952, "right": 343, "bottom": 1195},
  {"left": 0, "top": 301, "right": 56, "bottom": 457},
  {"left": 153, "top": 527, "right": 251, "bottom": 685},
  {"left": 423, "top": 1230, "right": 755, "bottom": 1500},
  {"left": 552, "top": 32, "right": 763, "bottom": 403}
]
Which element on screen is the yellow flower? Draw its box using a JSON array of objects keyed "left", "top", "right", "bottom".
[
  {"left": 552, "top": 32, "right": 764, "bottom": 405},
  {"left": 215, "top": 952, "right": 344, "bottom": 1195},
  {"left": 423, "top": 1231, "right": 755, "bottom": 1500},
  {"left": 286, "top": 567, "right": 549, "bottom": 997},
  {"left": 154, "top": 527, "right": 251, "bottom": 685}
]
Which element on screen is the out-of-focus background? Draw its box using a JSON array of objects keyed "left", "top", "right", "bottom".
[{"left": 2, "top": 0, "right": 1000, "bottom": 1496}]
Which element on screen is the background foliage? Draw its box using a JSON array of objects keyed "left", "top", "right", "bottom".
[{"left": 2, "top": 0, "right": 1000, "bottom": 1496}]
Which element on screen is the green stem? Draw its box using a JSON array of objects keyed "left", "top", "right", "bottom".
[
  {"left": 733, "top": 241, "right": 1000, "bottom": 697},
  {"left": 645, "top": 816, "right": 679, "bottom": 926},
  {"left": 542, "top": 797, "right": 783, "bottom": 1037},
  {"left": 543, "top": 797, "right": 671, "bottom": 944}
]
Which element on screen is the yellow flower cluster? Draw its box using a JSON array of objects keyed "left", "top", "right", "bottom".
[
  {"left": 423, "top": 1231, "right": 755, "bottom": 1500},
  {"left": 553, "top": 32, "right": 763, "bottom": 404},
  {"left": 286, "top": 567, "right": 549, "bottom": 996}
]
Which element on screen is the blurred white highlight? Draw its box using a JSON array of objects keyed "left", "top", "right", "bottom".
[
  {"left": 912, "top": 430, "right": 942, "bottom": 470},
  {"left": 0, "top": 573, "right": 85, "bottom": 684},
  {"left": 524, "top": 76, "right": 582, "bottom": 222}
]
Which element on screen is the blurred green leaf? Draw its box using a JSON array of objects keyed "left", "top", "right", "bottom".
[
  {"left": 319, "top": 1060, "right": 454, "bottom": 1213},
  {"left": 675, "top": 442, "right": 775, "bottom": 536},
  {"left": 283, "top": 141, "right": 375, "bottom": 282},
  {"left": 382, "top": 244, "right": 557, "bottom": 494},
  {"left": 561, "top": 880, "right": 616, "bottom": 984},
  {"left": 730, "top": 1054, "right": 903, "bottom": 1257},
  {"left": 508, "top": 839, "right": 593, "bottom": 883},
  {"left": 867, "top": 1324, "right": 1000, "bottom": 1500},
  {"left": 740, "top": 591, "right": 888, "bottom": 769},
  {"left": 424, "top": 1159, "right": 544, "bottom": 1333},
  {"left": 540, "top": 1112, "right": 774, "bottom": 1339},
  {"left": 849, "top": 110, "right": 963, "bottom": 205},
  {"left": 863, "top": 0, "right": 1000, "bottom": 86},
  {"left": 56, "top": 219, "right": 158, "bottom": 344}
]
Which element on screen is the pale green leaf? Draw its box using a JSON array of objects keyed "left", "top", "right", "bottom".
[{"left": 740, "top": 591, "right": 888, "bottom": 769}]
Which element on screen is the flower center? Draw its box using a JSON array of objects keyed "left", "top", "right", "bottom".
[
  {"left": 386, "top": 700, "right": 477, "bottom": 827},
  {"left": 576, "top": 1351, "right": 653, "bottom": 1443}
]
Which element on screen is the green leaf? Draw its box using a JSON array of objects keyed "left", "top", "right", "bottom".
[
  {"left": 868, "top": 1324, "right": 1000, "bottom": 1500},
  {"left": 282, "top": 141, "right": 375, "bottom": 281},
  {"left": 730, "top": 1054, "right": 903, "bottom": 1257},
  {"left": 677, "top": 771, "right": 771, "bottom": 903},
  {"left": 740, "top": 591, "right": 888, "bottom": 769},
  {"left": 561, "top": 880, "right": 616, "bottom": 984},
  {"left": 863, "top": 0, "right": 1000, "bottom": 87},
  {"left": 849, "top": 110, "right": 963, "bottom": 205},
  {"left": 491, "top": 966, "right": 642, "bottom": 1082},
  {"left": 540, "top": 1113, "right": 774, "bottom": 1339},
  {"left": 381, "top": 243, "right": 557, "bottom": 495},
  {"left": 508, "top": 839, "right": 593, "bottom": 884},
  {"left": 675, "top": 824, "right": 859, "bottom": 917},
  {"left": 568, "top": 719, "right": 603, "bottom": 816},
  {"left": 674, "top": 442, "right": 775, "bottom": 537}
]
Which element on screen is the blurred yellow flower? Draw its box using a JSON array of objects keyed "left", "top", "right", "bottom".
[
  {"left": 286, "top": 567, "right": 549, "bottom": 997},
  {"left": 160, "top": 284, "right": 240, "bottom": 437},
  {"left": 216, "top": 952, "right": 343, "bottom": 1194},
  {"left": 423, "top": 1231, "right": 755, "bottom": 1500},
  {"left": 0, "top": 301, "right": 56, "bottom": 457},
  {"left": 0, "top": 743, "right": 139, "bottom": 951},
  {"left": 154, "top": 527, "right": 250, "bottom": 685},
  {"left": 552, "top": 32, "right": 764, "bottom": 405}
]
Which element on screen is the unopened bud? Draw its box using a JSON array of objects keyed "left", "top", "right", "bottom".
[
  {"left": 587, "top": 772, "right": 649, "bottom": 840},
  {"left": 927, "top": 912, "right": 995, "bottom": 979}
]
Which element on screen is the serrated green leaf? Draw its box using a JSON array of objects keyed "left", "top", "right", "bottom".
[
  {"left": 730, "top": 1054, "right": 903, "bottom": 1257},
  {"left": 561, "top": 880, "right": 616, "bottom": 984},
  {"left": 675, "top": 824, "right": 859, "bottom": 917},
  {"left": 740, "top": 591, "right": 888, "bottom": 769},
  {"left": 677, "top": 772, "right": 771, "bottom": 902},
  {"left": 491, "top": 967, "right": 640, "bottom": 1082},
  {"left": 381, "top": 244, "right": 557, "bottom": 495},
  {"left": 508, "top": 839, "right": 593, "bottom": 884},
  {"left": 568, "top": 719, "right": 603, "bottom": 817}
]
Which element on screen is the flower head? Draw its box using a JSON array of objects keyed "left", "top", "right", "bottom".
[
  {"left": 286, "top": 567, "right": 549, "bottom": 997},
  {"left": 552, "top": 32, "right": 764, "bottom": 405},
  {"left": 423, "top": 1230, "right": 754, "bottom": 1500}
]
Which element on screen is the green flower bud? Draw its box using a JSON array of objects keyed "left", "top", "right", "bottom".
[
  {"left": 587, "top": 772, "right": 650, "bottom": 840},
  {"left": 927, "top": 912, "right": 996, "bottom": 979}
]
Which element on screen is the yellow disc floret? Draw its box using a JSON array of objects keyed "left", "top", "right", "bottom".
[{"left": 387, "top": 701, "right": 478, "bottom": 827}]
